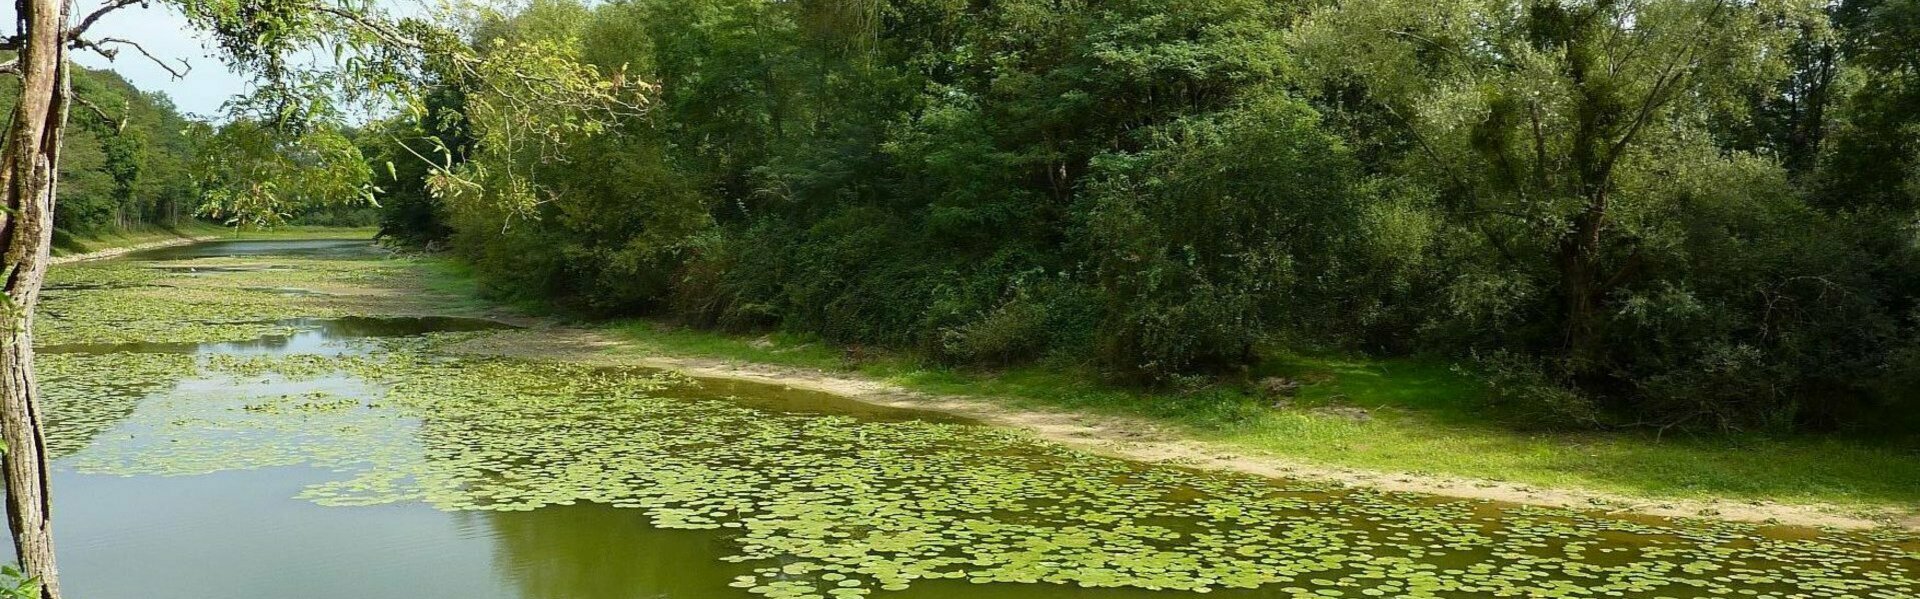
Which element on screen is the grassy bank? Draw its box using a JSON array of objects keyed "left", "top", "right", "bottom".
[
  {"left": 52, "top": 222, "right": 226, "bottom": 256},
  {"left": 598, "top": 320, "right": 1919, "bottom": 516},
  {"left": 52, "top": 223, "right": 377, "bottom": 257},
  {"left": 413, "top": 259, "right": 1920, "bottom": 519}
]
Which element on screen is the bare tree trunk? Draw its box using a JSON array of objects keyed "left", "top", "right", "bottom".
[{"left": 0, "top": 0, "right": 73, "bottom": 594}]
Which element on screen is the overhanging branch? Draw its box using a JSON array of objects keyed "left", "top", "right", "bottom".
[
  {"left": 72, "top": 36, "right": 190, "bottom": 78},
  {"left": 67, "top": 0, "right": 147, "bottom": 41},
  {"left": 311, "top": 5, "right": 424, "bottom": 53}
]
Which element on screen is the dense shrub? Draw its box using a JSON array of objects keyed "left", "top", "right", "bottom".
[
  {"left": 376, "top": 0, "right": 1920, "bottom": 432},
  {"left": 1082, "top": 91, "right": 1363, "bottom": 381}
]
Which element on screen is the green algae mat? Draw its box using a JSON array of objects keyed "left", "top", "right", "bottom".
[{"left": 33, "top": 240, "right": 1920, "bottom": 599}]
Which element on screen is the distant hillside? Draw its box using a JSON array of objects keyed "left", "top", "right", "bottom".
[{"left": 1, "top": 55, "right": 201, "bottom": 233}]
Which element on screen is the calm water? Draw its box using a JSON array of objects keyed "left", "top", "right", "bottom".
[
  {"left": 119, "top": 238, "right": 387, "bottom": 261},
  {"left": 26, "top": 240, "right": 1920, "bottom": 599},
  {"left": 32, "top": 316, "right": 1093, "bottom": 599}
]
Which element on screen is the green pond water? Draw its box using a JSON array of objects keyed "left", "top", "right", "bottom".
[{"left": 23, "top": 239, "right": 1920, "bottom": 599}]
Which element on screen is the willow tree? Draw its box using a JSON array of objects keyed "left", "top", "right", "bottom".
[
  {"left": 1294, "top": 0, "right": 1825, "bottom": 381},
  {"left": 0, "top": 1, "right": 637, "bottom": 595}
]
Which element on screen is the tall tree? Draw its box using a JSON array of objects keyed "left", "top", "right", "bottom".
[
  {"left": 1820, "top": 0, "right": 1920, "bottom": 211},
  {"left": 0, "top": 0, "right": 75, "bottom": 592},
  {"left": 1294, "top": 0, "right": 1824, "bottom": 380}
]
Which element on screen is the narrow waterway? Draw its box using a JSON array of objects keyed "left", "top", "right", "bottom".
[{"left": 26, "top": 239, "right": 1920, "bottom": 599}]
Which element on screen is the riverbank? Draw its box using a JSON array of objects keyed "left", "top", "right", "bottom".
[
  {"left": 412, "top": 263, "right": 1920, "bottom": 532},
  {"left": 443, "top": 324, "right": 1919, "bottom": 532},
  {"left": 51, "top": 224, "right": 377, "bottom": 263},
  {"left": 41, "top": 240, "right": 1919, "bottom": 530},
  {"left": 52, "top": 223, "right": 221, "bottom": 262},
  {"left": 91, "top": 248, "right": 1901, "bottom": 532},
  {"left": 42, "top": 239, "right": 1920, "bottom": 599}
]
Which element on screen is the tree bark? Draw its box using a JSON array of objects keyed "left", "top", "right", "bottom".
[
  {"left": 0, "top": 0, "right": 73, "bottom": 594},
  {"left": 1554, "top": 7, "right": 1616, "bottom": 382},
  {"left": 1559, "top": 200, "right": 1605, "bottom": 375}
]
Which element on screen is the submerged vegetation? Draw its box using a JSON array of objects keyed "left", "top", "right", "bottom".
[
  {"left": 47, "top": 346, "right": 1920, "bottom": 599},
  {"left": 41, "top": 254, "right": 414, "bottom": 346}
]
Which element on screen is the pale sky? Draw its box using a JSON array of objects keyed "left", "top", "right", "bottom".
[
  {"left": 66, "top": 1, "right": 254, "bottom": 119},
  {"left": 45, "top": 0, "right": 433, "bottom": 121}
]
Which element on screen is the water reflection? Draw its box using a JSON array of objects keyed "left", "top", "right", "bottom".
[
  {"left": 39, "top": 301, "right": 555, "bottom": 598},
  {"left": 34, "top": 240, "right": 1920, "bottom": 599},
  {"left": 43, "top": 467, "right": 759, "bottom": 599},
  {"left": 480, "top": 506, "right": 753, "bottom": 599},
  {"left": 120, "top": 239, "right": 383, "bottom": 261},
  {"left": 44, "top": 468, "right": 510, "bottom": 599},
  {"left": 41, "top": 316, "right": 516, "bottom": 356},
  {"left": 36, "top": 303, "right": 960, "bottom": 599}
]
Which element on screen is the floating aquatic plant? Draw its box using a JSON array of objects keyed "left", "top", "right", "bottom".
[
  {"left": 38, "top": 252, "right": 1920, "bottom": 599},
  {"left": 45, "top": 346, "right": 1920, "bottom": 599},
  {"left": 38, "top": 257, "right": 424, "bottom": 346}
]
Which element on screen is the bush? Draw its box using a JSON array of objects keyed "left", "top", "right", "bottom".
[
  {"left": 1082, "top": 90, "right": 1363, "bottom": 381},
  {"left": 1468, "top": 351, "right": 1603, "bottom": 430},
  {"left": 386, "top": 0, "right": 1920, "bottom": 433}
]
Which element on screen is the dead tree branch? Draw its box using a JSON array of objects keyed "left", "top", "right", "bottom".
[
  {"left": 67, "top": 0, "right": 147, "bottom": 41},
  {"left": 72, "top": 36, "right": 190, "bottom": 78}
]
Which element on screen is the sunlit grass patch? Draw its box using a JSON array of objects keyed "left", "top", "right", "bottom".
[
  {"left": 51, "top": 224, "right": 376, "bottom": 256},
  {"left": 604, "top": 319, "right": 1920, "bottom": 513}
]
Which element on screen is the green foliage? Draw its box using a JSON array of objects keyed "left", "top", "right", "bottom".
[
  {"left": 363, "top": 86, "right": 469, "bottom": 245},
  {"left": 411, "top": 0, "right": 1334, "bottom": 368},
  {"left": 191, "top": 120, "right": 375, "bottom": 228},
  {"left": 371, "top": 0, "right": 1920, "bottom": 433},
  {"left": 1293, "top": 0, "right": 1920, "bottom": 430},
  {"left": 0, "top": 61, "right": 202, "bottom": 232},
  {"left": 1816, "top": 0, "right": 1920, "bottom": 213},
  {"left": 1084, "top": 90, "right": 1362, "bottom": 380},
  {"left": 0, "top": 566, "right": 38, "bottom": 599}
]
